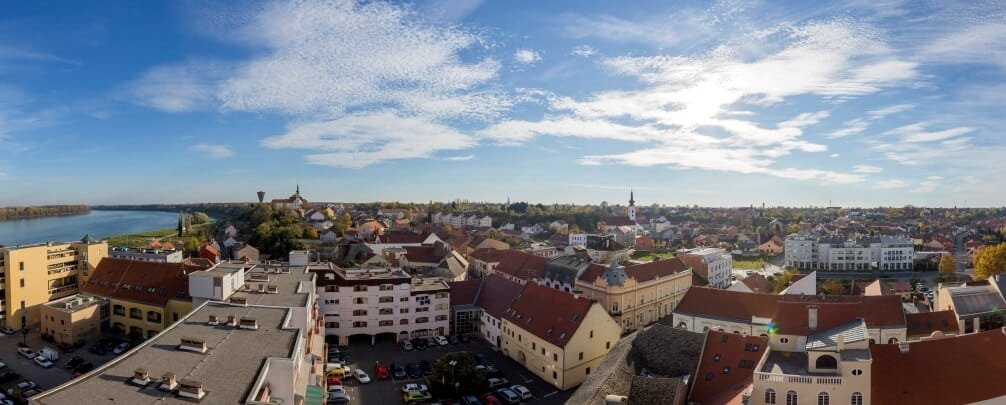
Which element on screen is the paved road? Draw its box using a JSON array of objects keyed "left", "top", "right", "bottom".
[
  {"left": 0, "top": 331, "right": 116, "bottom": 397},
  {"left": 337, "top": 336, "right": 573, "bottom": 405}
]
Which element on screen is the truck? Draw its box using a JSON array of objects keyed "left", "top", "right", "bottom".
[{"left": 38, "top": 347, "right": 59, "bottom": 361}]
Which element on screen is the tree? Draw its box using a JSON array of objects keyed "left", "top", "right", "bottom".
[
  {"left": 334, "top": 213, "right": 352, "bottom": 235},
  {"left": 191, "top": 212, "right": 211, "bottom": 225},
  {"left": 820, "top": 280, "right": 846, "bottom": 295},
  {"left": 177, "top": 212, "right": 185, "bottom": 236},
  {"left": 428, "top": 352, "right": 487, "bottom": 399},
  {"left": 939, "top": 253, "right": 956, "bottom": 276},
  {"left": 975, "top": 243, "right": 1006, "bottom": 280},
  {"left": 304, "top": 227, "right": 319, "bottom": 239}
]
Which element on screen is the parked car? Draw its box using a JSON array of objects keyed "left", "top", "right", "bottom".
[
  {"left": 0, "top": 371, "right": 20, "bottom": 384},
  {"left": 7, "top": 381, "right": 36, "bottom": 396},
  {"left": 496, "top": 388, "right": 520, "bottom": 404},
  {"left": 33, "top": 356, "right": 53, "bottom": 368},
  {"left": 113, "top": 342, "right": 131, "bottom": 355},
  {"left": 481, "top": 393, "right": 502, "bottom": 405},
  {"left": 327, "top": 375, "right": 342, "bottom": 386},
  {"left": 74, "top": 362, "right": 94, "bottom": 374},
  {"left": 374, "top": 364, "right": 390, "bottom": 380},
  {"left": 401, "top": 383, "right": 429, "bottom": 393},
  {"left": 462, "top": 395, "right": 483, "bottom": 405},
  {"left": 403, "top": 390, "right": 432, "bottom": 403},
  {"left": 17, "top": 347, "right": 35, "bottom": 359},
  {"left": 65, "top": 356, "right": 85, "bottom": 370},
  {"left": 449, "top": 335, "right": 459, "bottom": 345},
  {"left": 400, "top": 340, "right": 414, "bottom": 352},
  {"left": 460, "top": 334, "right": 471, "bottom": 343},
  {"left": 327, "top": 385, "right": 345, "bottom": 394},
  {"left": 88, "top": 344, "right": 107, "bottom": 355},
  {"left": 0, "top": 328, "right": 15, "bottom": 335},
  {"left": 57, "top": 342, "right": 75, "bottom": 353},
  {"left": 419, "top": 360, "right": 433, "bottom": 375},
  {"left": 411, "top": 337, "right": 428, "bottom": 350},
  {"left": 510, "top": 384, "right": 532, "bottom": 400},
  {"left": 21, "top": 389, "right": 42, "bottom": 398},
  {"left": 328, "top": 391, "right": 351, "bottom": 405},
  {"left": 391, "top": 363, "right": 407, "bottom": 379},
  {"left": 38, "top": 347, "right": 60, "bottom": 361},
  {"left": 407, "top": 363, "right": 423, "bottom": 379},
  {"left": 433, "top": 336, "right": 449, "bottom": 346},
  {"left": 487, "top": 377, "right": 509, "bottom": 389},
  {"left": 474, "top": 353, "right": 488, "bottom": 366},
  {"left": 353, "top": 368, "right": 371, "bottom": 383}
]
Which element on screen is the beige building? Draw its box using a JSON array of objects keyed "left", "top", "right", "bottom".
[
  {"left": 0, "top": 237, "right": 107, "bottom": 330},
  {"left": 40, "top": 293, "right": 107, "bottom": 345},
  {"left": 542, "top": 257, "right": 693, "bottom": 333},
  {"left": 500, "top": 282, "right": 621, "bottom": 390}
]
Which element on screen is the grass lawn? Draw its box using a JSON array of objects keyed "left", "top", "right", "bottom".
[
  {"left": 632, "top": 250, "right": 676, "bottom": 261},
  {"left": 732, "top": 258, "right": 767, "bottom": 270}
]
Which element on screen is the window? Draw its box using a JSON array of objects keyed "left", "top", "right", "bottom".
[
  {"left": 765, "top": 389, "right": 776, "bottom": 404},
  {"left": 418, "top": 296, "right": 431, "bottom": 305},
  {"left": 379, "top": 296, "right": 394, "bottom": 303},
  {"left": 739, "top": 360, "right": 754, "bottom": 369},
  {"left": 352, "top": 310, "right": 367, "bottom": 316},
  {"left": 713, "top": 354, "right": 721, "bottom": 362},
  {"left": 354, "top": 297, "right": 368, "bottom": 304},
  {"left": 19, "top": 262, "right": 24, "bottom": 271},
  {"left": 400, "top": 308, "right": 409, "bottom": 314},
  {"left": 585, "top": 367, "right": 590, "bottom": 375},
  {"left": 552, "top": 371, "right": 557, "bottom": 379},
  {"left": 722, "top": 367, "right": 730, "bottom": 375},
  {"left": 353, "top": 285, "right": 367, "bottom": 292},
  {"left": 19, "top": 279, "right": 24, "bottom": 288},
  {"left": 579, "top": 352, "right": 584, "bottom": 360},
  {"left": 379, "top": 320, "right": 393, "bottom": 327},
  {"left": 416, "top": 317, "right": 429, "bottom": 324},
  {"left": 744, "top": 343, "right": 761, "bottom": 352},
  {"left": 590, "top": 330, "right": 594, "bottom": 338},
  {"left": 606, "top": 341, "right": 611, "bottom": 349},
  {"left": 379, "top": 308, "right": 393, "bottom": 315},
  {"left": 113, "top": 305, "right": 125, "bottom": 316},
  {"left": 553, "top": 353, "right": 557, "bottom": 362},
  {"left": 147, "top": 311, "right": 162, "bottom": 323},
  {"left": 786, "top": 391, "right": 798, "bottom": 405},
  {"left": 851, "top": 369, "right": 863, "bottom": 376},
  {"left": 815, "top": 355, "right": 838, "bottom": 370},
  {"left": 352, "top": 321, "right": 367, "bottom": 328},
  {"left": 818, "top": 392, "right": 829, "bottom": 405},
  {"left": 850, "top": 392, "right": 863, "bottom": 405},
  {"left": 779, "top": 337, "right": 789, "bottom": 344},
  {"left": 380, "top": 284, "right": 394, "bottom": 291},
  {"left": 129, "top": 308, "right": 143, "bottom": 320},
  {"left": 541, "top": 348, "right": 545, "bottom": 355},
  {"left": 400, "top": 297, "right": 409, "bottom": 302},
  {"left": 173, "top": 312, "right": 179, "bottom": 322},
  {"left": 400, "top": 319, "right": 409, "bottom": 325}
]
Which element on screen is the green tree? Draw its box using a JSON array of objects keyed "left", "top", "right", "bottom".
[
  {"left": 191, "top": 212, "right": 211, "bottom": 224},
  {"left": 304, "top": 227, "right": 320, "bottom": 239},
  {"left": 177, "top": 212, "right": 184, "bottom": 236},
  {"left": 975, "top": 243, "right": 1006, "bottom": 280},
  {"left": 334, "top": 213, "right": 352, "bottom": 235},
  {"left": 428, "top": 352, "right": 487, "bottom": 399},
  {"left": 939, "top": 253, "right": 957, "bottom": 277}
]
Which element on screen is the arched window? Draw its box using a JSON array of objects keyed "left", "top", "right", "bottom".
[
  {"left": 818, "top": 392, "right": 829, "bottom": 405},
  {"left": 786, "top": 390, "right": 798, "bottom": 405},
  {"left": 765, "top": 389, "right": 776, "bottom": 404},
  {"left": 850, "top": 392, "right": 863, "bottom": 405},
  {"left": 888, "top": 337, "right": 899, "bottom": 344},
  {"left": 815, "top": 354, "right": 838, "bottom": 369}
]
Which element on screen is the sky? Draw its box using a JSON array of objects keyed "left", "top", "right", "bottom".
[{"left": 1, "top": 0, "right": 1005, "bottom": 207}]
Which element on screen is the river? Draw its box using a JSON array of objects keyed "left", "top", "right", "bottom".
[{"left": 0, "top": 210, "right": 180, "bottom": 246}]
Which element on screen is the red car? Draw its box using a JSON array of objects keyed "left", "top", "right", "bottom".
[
  {"left": 327, "top": 376, "right": 342, "bottom": 385},
  {"left": 481, "top": 393, "right": 502, "bottom": 405},
  {"left": 374, "top": 364, "right": 390, "bottom": 380}
]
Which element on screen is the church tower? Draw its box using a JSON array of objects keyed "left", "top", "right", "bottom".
[{"left": 627, "top": 190, "right": 636, "bottom": 221}]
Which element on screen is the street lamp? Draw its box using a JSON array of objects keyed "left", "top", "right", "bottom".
[{"left": 449, "top": 360, "right": 458, "bottom": 398}]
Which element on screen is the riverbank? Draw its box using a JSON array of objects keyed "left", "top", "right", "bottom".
[
  {"left": 0, "top": 205, "right": 90, "bottom": 222},
  {"left": 104, "top": 222, "right": 213, "bottom": 252}
]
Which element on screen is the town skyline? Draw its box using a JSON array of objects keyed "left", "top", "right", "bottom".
[{"left": 2, "top": 0, "right": 1005, "bottom": 206}]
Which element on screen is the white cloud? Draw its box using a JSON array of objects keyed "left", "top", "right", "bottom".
[
  {"left": 912, "top": 180, "right": 938, "bottom": 193},
  {"left": 191, "top": 144, "right": 235, "bottom": 159},
  {"left": 852, "top": 165, "right": 882, "bottom": 174},
  {"left": 261, "top": 111, "right": 475, "bottom": 168},
  {"left": 485, "top": 19, "right": 917, "bottom": 184},
  {"left": 571, "top": 45, "right": 597, "bottom": 58},
  {"left": 444, "top": 154, "right": 474, "bottom": 161},
  {"left": 830, "top": 153, "right": 840, "bottom": 158},
  {"left": 921, "top": 22, "right": 1006, "bottom": 69},
  {"left": 127, "top": 62, "right": 224, "bottom": 113},
  {"left": 882, "top": 122, "right": 974, "bottom": 143},
  {"left": 828, "top": 118, "right": 869, "bottom": 138},
  {"left": 867, "top": 103, "right": 915, "bottom": 119},
  {"left": 513, "top": 49, "right": 542, "bottom": 65},
  {"left": 873, "top": 179, "right": 909, "bottom": 189}
]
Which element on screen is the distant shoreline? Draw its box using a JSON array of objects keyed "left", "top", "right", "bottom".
[{"left": 0, "top": 205, "right": 91, "bottom": 223}]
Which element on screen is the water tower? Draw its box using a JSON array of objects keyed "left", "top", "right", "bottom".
[{"left": 257, "top": 191, "right": 265, "bottom": 204}]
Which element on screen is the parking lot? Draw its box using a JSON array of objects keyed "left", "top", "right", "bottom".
[
  {"left": 0, "top": 331, "right": 116, "bottom": 401},
  {"left": 333, "top": 335, "right": 573, "bottom": 404}
]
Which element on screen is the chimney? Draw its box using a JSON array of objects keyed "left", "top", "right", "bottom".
[
  {"left": 898, "top": 342, "right": 910, "bottom": 354},
  {"left": 808, "top": 306, "right": 818, "bottom": 330},
  {"left": 836, "top": 334, "right": 845, "bottom": 352}
]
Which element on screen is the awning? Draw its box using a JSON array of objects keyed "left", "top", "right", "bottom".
[{"left": 305, "top": 385, "right": 324, "bottom": 405}]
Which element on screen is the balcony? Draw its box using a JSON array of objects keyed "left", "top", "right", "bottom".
[
  {"left": 48, "top": 285, "right": 77, "bottom": 295},
  {"left": 755, "top": 372, "right": 842, "bottom": 385},
  {"left": 47, "top": 264, "right": 78, "bottom": 275}
]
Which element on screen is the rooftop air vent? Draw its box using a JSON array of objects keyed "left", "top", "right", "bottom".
[
  {"left": 239, "top": 317, "right": 259, "bottom": 330},
  {"left": 177, "top": 379, "right": 207, "bottom": 401},
  {"left": 179, "top": 337, "right": 207, "bottom": 354},
  {"left": 159, "top": 372, "right": 178, "bottom": 391},
  {"left": 130, "top": 368, "right": 152, "bottom": 387},
  {"left": 226, "top": 315, "right": 237, "bottom": 326},
  {"left": 207, "top": 314, "right": 219, "bottom": 326}
]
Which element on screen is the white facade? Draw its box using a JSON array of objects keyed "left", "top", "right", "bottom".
[
  {"left": 785, "top": 235, "right": 914, "bottom": 271},
  {"left": 681, "top": 248, "right": 733, "bottom": 289},
  {"left": 318, "top": 269, "right": 451, "bottom": 345},
  {"left": 289, "top": 250, "right": 311, "bottom": 266},
  {"left": 188, "top": 263, "right": 249, "bottom": 310},
  {"left": 480, "top": 310, "right": 504, "bottom": 347}
]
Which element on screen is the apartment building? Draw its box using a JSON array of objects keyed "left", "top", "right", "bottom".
[
  {"left": 83, "top": 258, "right": 211, "bottom": 340},
  {"left": 0, "top": 238, "right": 108, "bottom": 330},
  {"left": 679, "top": 247, "right": 733, "bottom": 289},
  {"left": 541, "top": 256, "right": 693, "bottom": 333},
  {"left": 449, "top": 274, "right": 524, "bottom": 348},
  {"left": 500, "top": 282, "right": 621, "bottom": 390},
  {"left": 314, "top": 266, "right": 451, "bottom": 345},
  {"left": 108, "top": 246, "right": 183, "bottom": 263},
  {"left": 784, "top": 235, "right": 914, "bottom": 271},
  {"left": 33, "top": 260, "right": 326, "bottom": 405}
]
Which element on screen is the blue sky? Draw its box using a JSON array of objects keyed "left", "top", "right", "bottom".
[{"left": 1, "top": 0, "right": 1005, "bottom": 207}]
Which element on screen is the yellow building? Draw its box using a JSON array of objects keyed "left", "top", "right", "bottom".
[
  {"left": 83, "top": 258, "right": 207, "bottom": 340},
  {"left": 0, "top": 237, "right": 107, "bottom": 330},
  {"left": 574, "top": 259, "right": 692, "bottom": 333},
  {"left": 40, "top": 293, "right": 107, "bottom": 345},
  {"left": 500, "top": 282, "right": 621, "bottom": 390}
]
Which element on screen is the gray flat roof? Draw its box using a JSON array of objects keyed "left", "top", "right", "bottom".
[
  {"left": 236, "top": 265, "right": 314, "bottom": 307},
  {"left": 34, "top": 302, "right": 298, "bottom": 405},
  {"left": 190, "top": 262, "right": 254, "bottom": 277}
]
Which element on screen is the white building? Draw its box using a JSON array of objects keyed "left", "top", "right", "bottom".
[
  {"left": 679, "top": 247, "right": 733, "bottom": 289},
  {"left": 316, "top": 266, "right": 451, "bottom": 345},
  {"left": 785, "top": 235, "right": 914, "bottom": 271},
  {"left": 188, "top": 262, "right": 249, "bottom": 307},
  {"left": 108, "top": 246, "right": 184, "bottom": 263}
]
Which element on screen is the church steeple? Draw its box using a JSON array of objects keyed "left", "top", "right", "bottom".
[
  {"left": 627, "top": 190, "right": 637, "bottom": 221},
  {"left": 296, "top": 183, "right": 300, "bottom": 195},
  {"left": 629, "top": 190, "right": 635, "bottom": 206}
]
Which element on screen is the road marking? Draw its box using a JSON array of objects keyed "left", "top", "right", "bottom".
[{"left": 542, "top": 391, "right": 558, "bottom": 398}]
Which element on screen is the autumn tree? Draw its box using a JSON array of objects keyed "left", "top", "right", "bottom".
[
  {"left": 939, "top": 253, "right": 956, "bottom": 276},
  {"left": 820, "top": 280, "right": 846, "bottom": 295},
  {"left": 975, "top": 243, "right": 1006, "bottom": 280},
  {"left": 304, "top": 227, "right": 320, "bottom": 239}
]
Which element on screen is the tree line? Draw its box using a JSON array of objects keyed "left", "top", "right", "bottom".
[{"left": 0, "top": 205, "right": 90, "bottom": 221}]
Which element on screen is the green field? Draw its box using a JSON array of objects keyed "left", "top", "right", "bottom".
[
  {"left": 632, "top": 250, "right": 676, "bottom": 261},
  {"left": 732, "top": 258, "right": 768, "bottom": 270}
]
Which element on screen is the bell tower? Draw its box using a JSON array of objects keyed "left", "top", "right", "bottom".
[{"left": 628, "top": 190, "right": 636, "bottom": 221}]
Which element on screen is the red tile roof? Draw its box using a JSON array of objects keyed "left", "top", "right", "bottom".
[
  {"left": 674, "top": 288, "right": 906, "bottom": 335},
  {"left": 502, "top": 282, "right": 594, "bottom": 348},
  {"left": 689, "top": 331, "right": 768, "bottom": 404},
  {"left": 83, "top": 258, "right": 211, "bottom": 306},
  {"left": 872, "top": 330, "right": 1006, "bottom": 404},
  {"left": 740, "top": 274, "right": 772, "bottom": 293},
  {"left": 475, "top": 274, "right": 523, "bottom": 319},
  {"left": 578, "top": 258, "right": 690, "bottom": 284},
  {"left": 449, "top": 279, "right": 482, "bottom": 306},
  {"left": 905, "top": 310, "right": 959, "bottom": 337},
  {"left": 378, "top": 231, "right": 425, "bottom": 244},
  {"left": 470, "top": 249, "right": 547, "bottom": 281}
]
